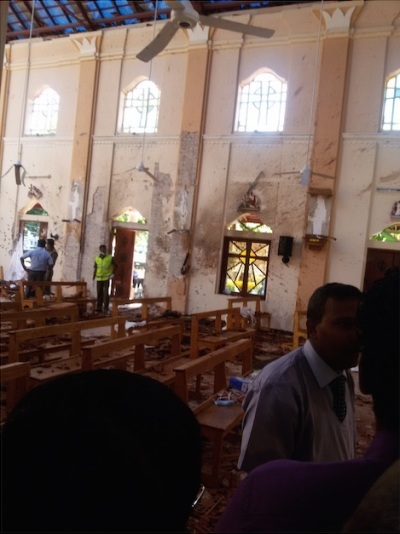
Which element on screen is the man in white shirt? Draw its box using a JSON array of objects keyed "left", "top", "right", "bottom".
[{"left": 238, "top": 282, "right": 363, "bottom": 472}]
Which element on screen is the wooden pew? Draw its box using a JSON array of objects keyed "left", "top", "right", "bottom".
[
  {"left": 1, "top": 362, "right": 30, "bottom": 424},
  {"left": 0, "top": 300, "right": 21, "bottom": 312},
  {"left": 18, "top": 280, "right": 95, "bottom": 311},
  {"left": 173, "top": 338, "right": 252, "bottom": 487},
  {"left": 1, "top": 302, "right": 79, "bottom": 329},
  {"left": 7, "top": 315, "right": 127, "bottom": 366},
  {"left": 189, "top": 307, "right": 256, "bottom": 365},
  {"left": 81, "top": 325, "right": 182, "bottom": 386},
  {"left": 282, "top": 310, "right": 307, "bottom": 352},
  {"left": 1, "top": 304, "right": 79, "bottom": 363},
  {"left": 0, "top": 279, "right": 22, "bottom": 305},
  {"left": 227, "top": 296, "right": 272, "bottom": 331},
  {"left": 111, "top": 296, "right": 172, "bottom": 321}
]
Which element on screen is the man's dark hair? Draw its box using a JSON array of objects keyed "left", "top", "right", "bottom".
[
  {"left": 37, "top": 238, "right": 46, "bottom": 247},
  {"left": 307, "top": 282, "right": 362, "bottom": 323},
  {"left": 2, "top": 370, "right": 202, "bottom": 532},
  {"left": 46, "top": 238, "right": 55, "bottom": 246},
  {"left": 359, "top": 267, "right": 399, "bottom": 432}
]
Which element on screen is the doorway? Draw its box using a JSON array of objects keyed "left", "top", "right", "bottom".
[
  {"left": 111, "top": 227, "right": 148, "bottom": 299},
  {"left": 363, "top": 248, "right": 400, "bottom": 291}
]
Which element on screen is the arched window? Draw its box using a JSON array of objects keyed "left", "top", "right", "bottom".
[
  {"left": 119, "top": 80, "right": 160, "bottom": 134},
  {"left": 219, "top": 215, "right": 272, "bottom": 297},
  {"left": 25, "top": 88, "right": 59, "bottom": 135},
  {"left": 370, "top": 223, "right": 400, "bottom": 242},
  {"left": 20, "top": 203, "right": 49, "bottom": 253},
  {"left": 382, "top": 71, "right": 400, "bottom": 131},
  {"left": 235, "top": 70, "right": 287, "bottom": 133}
]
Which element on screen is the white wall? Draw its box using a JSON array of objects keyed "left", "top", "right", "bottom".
[{"left": 1, "top": 0, "right": 399, "bottom": 331}]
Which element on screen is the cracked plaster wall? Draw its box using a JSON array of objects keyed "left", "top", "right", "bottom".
[{"left": 0, "top": 1, "right": 399, "bottom": 332}]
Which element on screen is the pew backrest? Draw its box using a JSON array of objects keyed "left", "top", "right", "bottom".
[
  {"left": 81, "top": 324, "right": 182, "bottom": 372},
  {"left": 174, "top": 338, "right": 252, "bottom": 404},
  {"left": 19, "top": 280, "right": 89, "bottom": 307},
  {"left": 189, "top": 307, "right": 255, "bottom": 360},
  {"left": 1, "top": 362, "right": 30, "bottom": 423},
  {"left": 172, "top": 338, "right": 251, "bottom": 487},
  {"left": 7, "top": 315, "right": 126, "bottom": 364},
  {"left": 110, "top": 296, "right": 172, "bottom": 321},
  {"left": 1, "top": 303, "right": 79, "bottom": 329},
  {"left": 227, "top": 296, "right": 272, "bottom": 330}
]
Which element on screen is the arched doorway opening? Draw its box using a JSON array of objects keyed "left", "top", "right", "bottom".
[{"left": 111, "top": 209, "right": 148, "bottom": 299}]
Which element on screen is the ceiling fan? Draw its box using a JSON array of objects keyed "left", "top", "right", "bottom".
[
  {"left": 273, "top": 164, "right": 335, "bottom": 187},
  {"left": 136, "top": 0, "right": 275, "bottom": 63},
  {"left": 0, "top": 162, "right": 27, "bottom": 185},
  {"left": 114, "top": 161, "right": 158, "bottom": 182}
]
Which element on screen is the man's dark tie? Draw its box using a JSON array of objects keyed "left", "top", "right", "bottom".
[{"left": 330, "top": 375, "right": 347, "bottom": 422}]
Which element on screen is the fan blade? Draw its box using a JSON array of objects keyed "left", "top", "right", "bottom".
[
  {"left": 142, "top": 168, "right": 158, "bottom": 182},
  {"left": 312, "top": 171, "right": 335, "bottom": 180},
  {"left": 137, "top": 19, "right": 180, "bottom": 62},
  {"left": 300, "top": 165, "right": 311, "bottom": 186},
  {"left": 137, "top": 161, "right": 158, "bottom": 182},
  {"left": 199, "top": 14, "right": 274, "bottom": 39},
  {"left": 14, "top": 164, "right": 21, "bottom": 185}
]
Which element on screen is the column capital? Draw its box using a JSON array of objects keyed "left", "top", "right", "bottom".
[
  {"left": 70, "top": 33, "right": 101, "bottom": 58},
  {"left": 318, "top": 1, "right": 364, "bottom": 36}
]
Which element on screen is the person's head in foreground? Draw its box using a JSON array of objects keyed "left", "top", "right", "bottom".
[{"left": 2, "top": 369, "right": 203, "bottom": 533}]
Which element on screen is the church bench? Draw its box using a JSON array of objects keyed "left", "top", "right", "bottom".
[
  {"left": 110, "top": 296, "right": 178, "bottom": 328},
  {"left": 0, "top": 300, "right": 21, "bottom": 312},
  {"left": 0, "top": 302, "right": 79, "bottom": 330},
  {"left": 18, "top": 280, "right": 95, "bottom": 313},
  {"left": 282, "top": 310, "right": 307, "bottom": 352},
  {"left": 227, "top": 295, "right": 272, "bottom": 331},
  {"left": 6, "top": 315, "right": 127, "bottom": 366},
  {"left": 173, "top": 338, "right": 252, "bottom": 487},
  {"left": 1, "top": 303, "right": 80, "bottom": 362},
  {"left": 189, "top": 307, "right": 255, "bottom": 366},
  {"left": 1, "top": 361, "right": 30, "bottom": 424},
  {"left": 81, "top": 324, "right": 182, "bottom": 385}
]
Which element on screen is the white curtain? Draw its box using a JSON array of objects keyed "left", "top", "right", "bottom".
[{"left": 4, "top": 235, "right": 27, "bottom": 281}]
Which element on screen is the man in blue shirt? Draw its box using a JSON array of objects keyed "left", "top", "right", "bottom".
[{"left": 20, "top": 238, "right": 53, "bottom": 297}]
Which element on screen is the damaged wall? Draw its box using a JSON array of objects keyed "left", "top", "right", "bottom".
[{"left": 0, "top": 1, "right": 399, "bottom": 331}]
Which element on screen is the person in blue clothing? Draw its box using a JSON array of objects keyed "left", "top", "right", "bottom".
[
  {"left": 216, "top": 267, "right": 399, "bottom": 533},
  {"left": 20, "top": 238, "right": 53, "bottom": 297}
]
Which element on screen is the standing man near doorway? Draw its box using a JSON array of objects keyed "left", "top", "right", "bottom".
[
  {"left": 20, "top": 239, "right": 53, "bottom": 298},
  {"left": 93, "top": 245, "right": 117, "bottom": 315},
  {"left": 43, "top": 238, "right": 58, "bottom": 296}
]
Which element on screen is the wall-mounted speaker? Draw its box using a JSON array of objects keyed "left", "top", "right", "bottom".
[{"left": 278, "top": 236, "right": 293, "bottom": 264}]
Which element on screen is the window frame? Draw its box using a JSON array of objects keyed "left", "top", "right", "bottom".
[
  {"left": 119, "top": 79, "right": 160, "bottom": 134},
  {"left": 381, "top": 71, "right": 400, "bottom": 132},
  {"left": 219, "top": 236, "right": 271, "bottom": 298},
  {"left": 25, "top": 87, "right": 60, "bottom": 136},
  {"left": 234, "top": 69, "right": 287, "bottom": 133}
]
